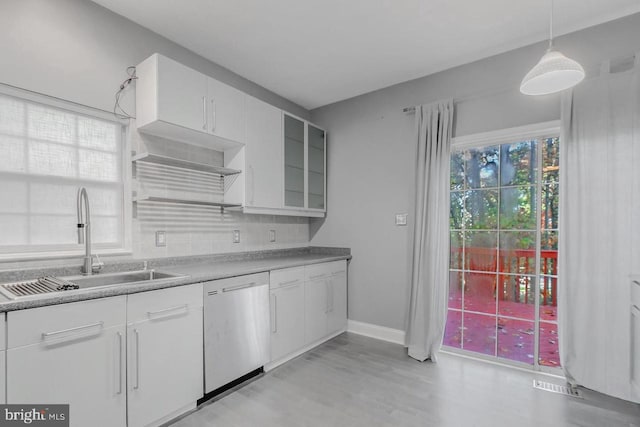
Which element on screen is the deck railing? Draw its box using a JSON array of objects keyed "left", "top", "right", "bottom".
[{"left": 450, "top": 247, "right": 557, "bottom": 306}]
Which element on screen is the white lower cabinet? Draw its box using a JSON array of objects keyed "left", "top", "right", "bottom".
[
  {"left": 270, "top": 268, "right": 306, "bottom": 361},
  {"left": 7, "top": 297, "right": 127, "bottom": 427},
  {"left": 0, "top": 313, "right": 6, "bottom": 404},
  {"left": 304, "top": 261, "right": 348, "bottom": 344},
  {"left": 127, "top": 284, "right": 203, "bottom": 427},
  {"left": 327, "top": 263, "right": 348, "bottom": 334},
  {"left": 304, "top": 277, "right": 331, "bottom": 344},
  {"left": 269, "top": 261, "right": 348, "bottom": 366}
]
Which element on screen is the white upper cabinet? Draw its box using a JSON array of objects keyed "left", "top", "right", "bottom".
[
  {"left": 283, "top": 113, "right": 327, "bottom": 217},
  {"left": 244, "top": 96, "right": 283, "bottom": 210},
  {"left": 207, "top": 77, "right": 245, "bottom": 143},
  {"left": 136, "top": 53, "right": 245, "bottom": 150}
]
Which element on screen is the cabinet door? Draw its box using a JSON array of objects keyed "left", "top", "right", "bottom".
[
  {"left": 207, "top": 78, "right": 245, "bottom": 143},
  {"left": 284, "top": 114, "right": 305, "bottom": 208},
  {"left": 7, "top": 326, "right": 126, "bottom": 427},
  {"left": 271, "top": 283, "right": 305, "bottom": 361},
  {"left": 307, "top": 124, "right": 326, "bottom": 210},
  {"left": 305, "top": 279, "right": 328, "bottom": 344},
  {"left": 127, "top": 307, "right": 203, "bottom": 427},
  {"left": 328, "top": 270, "right": 348, "bottom": 334},
  {"left": 157, "top": 55, "right": 209, "bottom": 133},
  {"left": 632, "top": 304, "right": 640, "bottom": 399},
  {"left": 246, "top": 96, "right": 283, "bottom": 208}
]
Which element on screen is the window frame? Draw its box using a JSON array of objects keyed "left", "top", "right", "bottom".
[
  {"left": 446, "top": 120, "right": 561, "bottom": 375},
  {"left": 0, "top": 84, "right": 132, "bottom": 261}
]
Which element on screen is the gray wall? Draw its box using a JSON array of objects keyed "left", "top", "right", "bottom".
[
  {"left": 0, "top": 0, "right": 309, "bottom": 119},
  {"left": 310, "top": 13, "right": 640, "bottom": 331}
]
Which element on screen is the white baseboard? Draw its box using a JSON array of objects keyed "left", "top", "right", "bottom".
[{"left": 347, "top": 319, "right": 406, "bottom": 345}]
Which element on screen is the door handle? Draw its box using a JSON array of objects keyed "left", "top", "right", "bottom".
[
  {"left": 223, "top": 282, "right": 256, "bottom": 293},
  {"left": 271, "top": 294, "right": 277, "bottom": 334},
  {"left": 133, "top": 328, "right": 140, "bottom": 390},
  {"left": 202, "top": 96, "right": 207, "bottom": 130},
  {"left": 116, "top": 332, "right": 123, "bottom": 395}
]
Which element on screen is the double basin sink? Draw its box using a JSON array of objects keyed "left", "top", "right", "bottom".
[{"left": 0, "top": 270, "right": 187, "bottom": 300}]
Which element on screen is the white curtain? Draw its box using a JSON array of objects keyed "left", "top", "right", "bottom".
[
  {"left": 407, "top": 100, "right": 454, "bottom": 362},
  {"left": 560, "top": 55, "right": 640, "bottom": 402}
]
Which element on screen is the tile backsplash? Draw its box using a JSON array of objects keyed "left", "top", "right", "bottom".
[{"left": 132, "top": 133, "right": 309, "bottom": 258}]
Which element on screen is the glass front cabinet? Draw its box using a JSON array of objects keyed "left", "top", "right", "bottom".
[{"left": 283, "top": 113, "right": 326, "bottom": 215}]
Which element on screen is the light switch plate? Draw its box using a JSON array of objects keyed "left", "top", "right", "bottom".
[
  {"left": 155, "top": 231, "right": 166, "bottom": 247},
  {"left": 269, "top": 229, "right": 276, "bottom": 242},
  {"left": 395, "top": 214, "right": 408, "bottom": 226},
  {"left": 233, "top": 230, "right": 240, "bottom": 243}
]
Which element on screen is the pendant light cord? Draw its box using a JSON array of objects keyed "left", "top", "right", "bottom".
[{"left": 548, "top": 0, "right": 554, "bottom": 50}]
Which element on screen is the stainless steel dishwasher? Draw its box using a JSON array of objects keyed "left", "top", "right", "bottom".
[{"left": 203, "top": 272, "right": 270, "bottom": 393}]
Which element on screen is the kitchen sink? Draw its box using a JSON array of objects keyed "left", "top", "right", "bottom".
[
  {"left": 0, "top": 270, "right": 186, "bottom": 299},
  {"left": 66, "top": 270, "right": 183, "bottom": 289}
]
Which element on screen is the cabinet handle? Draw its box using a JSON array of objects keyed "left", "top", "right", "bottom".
[
  {"left": 249, "top": 164, "right": 255, "bottom": 206},
  {"left": 332, "top": 271, "right": 345, "bottom": 276},
  {"left": 211, "top": 99, "right": 216, "bottom": 132},
  {"left": 42, "top": 321, "right": 104, "bottom": 342},
  {"left": 325, "top": 280, "right": 330, "bottom": 314},
  {"left": 117, "top": 332, "right": 123, "bottom": 395},
  {"left": 271, "top": 294, "right": 277, "bottom": 333},
  {"left": 223, "top": 282, "right": 256, "bottom": 293},
  {"left": 134, "top": 328, "right": 140, "bottom": 390},
  {"left": 147, "top": 304, "right": 188, "bottom": 320},
  {"left": 202, "top": 96, "right": 207, "bottom": 130},
  {"left": 278, "top": 279, "right": 301, "bottom": 287},
  {"left": 329, "top": 282, "right": 334, "bottom": 312},
  {"left": 310, "top": 274, "right": 327, "bottom": 280}
]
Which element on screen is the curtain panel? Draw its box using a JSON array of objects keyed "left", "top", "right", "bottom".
[
  {"left": 407, "top": 100, "right": 454, "bottom": 362},
  {"left": 559, "top": 55, "right": 640, "bottom": 402}
]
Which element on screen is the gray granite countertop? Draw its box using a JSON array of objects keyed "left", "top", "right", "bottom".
[{"left": 0, "top": 247, "right": 351, "bottom": 313}]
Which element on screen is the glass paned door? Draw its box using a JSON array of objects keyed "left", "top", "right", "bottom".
[
  {"left": 307, "top": 124, "right": 325, "bottom": 210},
  {"left": 284, "top": 114, "right": 305, "bottom": 208},
  {"left": 446, "top": 137, "right": 560, "bottom": 369}
]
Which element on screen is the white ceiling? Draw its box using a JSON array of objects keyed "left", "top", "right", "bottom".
[{"left": 91, "top": 0, "right": 640, "bottom": 110}]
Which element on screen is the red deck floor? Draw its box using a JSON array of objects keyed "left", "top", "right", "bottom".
[{"left": 444, "top": 292, "right": 560, "bottom": 366}]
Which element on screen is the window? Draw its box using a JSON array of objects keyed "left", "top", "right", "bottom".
[
  {"left": 445, "top": 123, "right": 560, "bottom": 370},
  {"left": 0, "top": 87, "right": 129, "bottom": 258}
]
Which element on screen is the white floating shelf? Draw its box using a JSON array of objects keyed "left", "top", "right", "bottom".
[
  {"left": 133, "top": 195, "right": 241, "bottom": 208},
  {"left": 132, "top": 152, "right": 241, "bottom": 176}
]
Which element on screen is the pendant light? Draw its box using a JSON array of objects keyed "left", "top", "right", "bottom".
[{"left": 520, "top": 0, "right": 585, "bottom": 96}]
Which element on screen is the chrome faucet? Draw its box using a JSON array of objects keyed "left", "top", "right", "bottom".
[{"left": 77, "top": 187, "right": 103, "bottom": 275}]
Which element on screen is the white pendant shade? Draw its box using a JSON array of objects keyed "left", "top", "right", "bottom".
[{"left": 520, "top": 50, "right": 585, "bottom": 95}]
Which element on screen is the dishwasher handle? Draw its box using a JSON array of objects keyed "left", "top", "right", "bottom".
[{"left": 222, "top": 282, "right": 259, "bottom": 293}]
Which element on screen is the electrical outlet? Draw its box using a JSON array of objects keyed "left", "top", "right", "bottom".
[
  {"left": 233, "top": 230, "right": 240, "bottom": 243},
  {"left": 395, "top": 214, "right": 408, "bottom": 226},
  {"left": 155, "top": 231, "right": 166, "bottom": 247},
  {"left": 269, "top": 229, "right": 276, "bottom": 242}
]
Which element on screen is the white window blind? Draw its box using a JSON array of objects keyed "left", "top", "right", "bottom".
[{"left": 0, "top": 91, "right": 126, "bottom": 256}]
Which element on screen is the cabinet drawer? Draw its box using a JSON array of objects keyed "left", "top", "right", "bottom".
[
  {"left": 270, "top": 267, "right": 305, "bottom": 289},
  {"left": 305, "top": 260, "right": 346, "bottom": 281},
  {"left": 8, "top": 296, "right": 126, "bottom": 349},
  {"left": 127, "top": 283, "right": 203, "bottom": 324}
]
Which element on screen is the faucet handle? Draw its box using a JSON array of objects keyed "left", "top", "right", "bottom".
[{"left": 92, "top": 254, "right": 104, "bottom": 273}]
